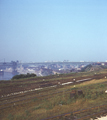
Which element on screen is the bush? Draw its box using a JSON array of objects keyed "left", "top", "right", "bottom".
[
  {"left": 81, "top": 64, "right": 92, "bottom": 72},
  {"left": 11, "top": 73, "right": 36, "bottom": 79},
  {"left": 25, "top": 110, "right": 31, "bottom": 117},
  {"left": 34, "top": 105, "right": 41, "bottom": 110},
  {"left": 7, "top": 114, "right": 14, "bottom": 120}
]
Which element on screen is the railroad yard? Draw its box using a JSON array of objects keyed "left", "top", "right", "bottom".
[{"left": 1, "top": 70, "right": 107, "bottom": 120}]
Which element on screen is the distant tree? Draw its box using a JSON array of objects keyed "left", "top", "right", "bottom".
[
  {"left": 11, "top": 73, "right": 36, "bottom": 80},
  {"left": 81, "top": 64, "right": 92, "bottom": 72}
]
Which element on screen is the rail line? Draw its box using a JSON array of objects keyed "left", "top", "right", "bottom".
[
  {"left": 0, "top": 78, "right": 92, "bottom": 98},
  {"left": 0, "top": 89, "right": 74, "bottom": 110},
  {"left": 0, "top": 77, "right": 106, "bottom": 111},
  {"left": 41, "top": 104, "right": 107, "bottom": 120},
  {"left": 0, "top": 72, "right": 106, "bottom": 97},
  {"left": 0, "top": 78, "right": 92, "bottom": 105}
]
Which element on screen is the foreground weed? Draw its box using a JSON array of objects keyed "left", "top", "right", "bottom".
[
  {"left": 16, "top": 114, "right": 26, "bottom": 120},
  {"left": 32, "top": 97, "right": 38, "bottom": 102},
  {"left": 34, "top": 105, "right": 41, "bottom": 110},
  {"left": 7, "top": 114, "right": 14, "bottom": 120},
  {"left": 99, "top": 84, "right": 105, "bottom": 88},
  {"left": 25, "top": 110, "right": 31, "bottom": 117}
]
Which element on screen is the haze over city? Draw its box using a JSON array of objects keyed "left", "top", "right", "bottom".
[
  {"left": 0, "top": 0, "right": 107, "bottom": 62},
  {"left": 1, "top": 1, "right": 107, "bottom": 119}
]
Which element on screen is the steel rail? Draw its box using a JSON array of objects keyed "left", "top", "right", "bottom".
[{"left": 41, "top": 104, "right": 107, "bottom": 120}]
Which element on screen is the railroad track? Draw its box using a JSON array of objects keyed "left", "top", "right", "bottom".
[
  {"left": 0, "top": 76, "right": 106, "bottom": 111},
  {"left": 0, "top": 78, "right": 92, "bottom": 98},
  {"left": 1, "top": 72, "right": 106, "bottom": 97},
  {"left": 41, "top": 104, "right": 107, "bottom": 120},
  {"left": 0, "top": 88, "right": 74, "bottom": 110},
  {"left": 0, "top": 78, "right": 92, "bottom": 105},
  {"left": 0, "top": 75, "right": 107, "bottom": 119}
]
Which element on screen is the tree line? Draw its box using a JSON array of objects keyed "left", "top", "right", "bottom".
[{"left": 12, "top": 73, "right": 36, "bottom": 80}]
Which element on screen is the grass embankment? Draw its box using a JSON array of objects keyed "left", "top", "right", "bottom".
[{"left": 1, "top": 70, "right": 107, "bottom": 120}]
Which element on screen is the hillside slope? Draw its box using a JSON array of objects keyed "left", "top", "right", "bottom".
[{"left": 0, "top": 69, "right": 107, "bottom": 120}]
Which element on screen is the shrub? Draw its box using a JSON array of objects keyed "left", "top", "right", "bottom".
[
  {"left": 85, "top": 94, "right": 91, "bottom": 99},
  {"left": 81, "top": 64, "right": 92, "bottom": 72},
  {"left": 11, "top": 73, "right": 36, "bottom": 79},
  {"left": 34, "top": 105, "right": 41, "bottom": 110},
  {"left": 99, "top": 84, "right": 105, "bottom": 88},
  {"left": 32, "top": 97, "right": 38, "bottom": 102},
  {"left": 25, "top": 110, "right": 31, "bottom": 117},
  {"left": 7, "top": 114, "right": 14, "bottom": 120}
]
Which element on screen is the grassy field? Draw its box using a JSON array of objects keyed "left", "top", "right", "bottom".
[{"left": 0, "top": 70, "right": 107, "bottom": 120}]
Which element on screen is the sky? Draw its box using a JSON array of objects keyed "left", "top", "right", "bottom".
[{"left": 0, "top": 0, "right": 107, "bottom": 62}]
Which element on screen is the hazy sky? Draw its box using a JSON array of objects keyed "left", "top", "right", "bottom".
[{"left": 0, "top": 0, "right": 107, "bottom": 62}]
